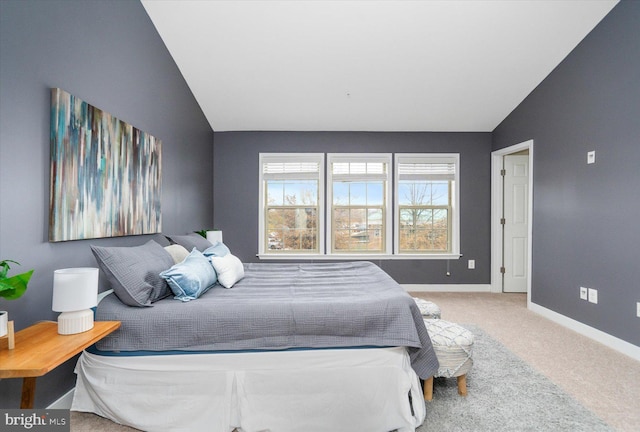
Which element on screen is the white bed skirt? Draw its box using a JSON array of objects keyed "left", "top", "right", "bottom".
[{"left": 72, "top": 347, "right": 426, "bottom": 432}]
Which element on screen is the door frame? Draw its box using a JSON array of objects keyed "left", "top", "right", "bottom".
[{"left": 490, "top": 140, "right": 534, "bottom": 304}]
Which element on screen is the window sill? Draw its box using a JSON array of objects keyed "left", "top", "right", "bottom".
[{"left": 257, "top": 253, "right": 462, "bottom": 261}]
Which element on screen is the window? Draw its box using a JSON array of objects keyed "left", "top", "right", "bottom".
[
  {"left": 395, "top": 154, "right": 459, "bottom": 255},
  {"left": 258, "top": 154, "right": 324, "bottom": 255},
  {"left": 259, "top": 152, "right": 459, "bottom": 259},
  {"left": 327, "top": 154, "right": 392, "bottom": 254}
]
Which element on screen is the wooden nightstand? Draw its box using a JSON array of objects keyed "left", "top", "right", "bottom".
[{"left": 0, "top": 320, "right": 120, "bottom": 408}]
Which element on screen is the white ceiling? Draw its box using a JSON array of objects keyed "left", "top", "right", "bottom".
[{"left": 141, "top": 0, "right": 618, "bottom": 132}]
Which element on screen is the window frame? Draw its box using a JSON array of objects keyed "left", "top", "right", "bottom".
[
  {"left": 258, "top": 153, "right": 325, "bottom": 256},
  {"left": 257, "top": 152, "right": 461, "bottom": 260},
  {"left": 394, "top": 153, "right": 460, "bottom": 257},
  {"left": 326, "top": 153, "right": 393, "bottom": 255}
]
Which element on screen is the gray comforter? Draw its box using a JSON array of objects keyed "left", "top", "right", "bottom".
[{"left": 95, "top": 261, "right": 439, "bottom": 378}]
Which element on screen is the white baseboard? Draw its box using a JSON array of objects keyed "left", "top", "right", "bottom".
[
  {"left": 529, "top": 302, "right": 640, "bottom": 362},
  {"left": 47, "top": 388, "right": 74, "bottom": 409},
  {"left": 402, "top": 284, "right": 492, "bottom": 293}
]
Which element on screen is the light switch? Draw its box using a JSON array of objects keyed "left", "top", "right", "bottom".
[
  {"left": 587, "top": 151, "right": 596, "bottom": 164},
  {"left": 588, "top": 288, "right": 598, "bottom": 304}
]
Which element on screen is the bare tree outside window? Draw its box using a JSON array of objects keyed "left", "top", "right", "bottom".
[
  {"left": 260, "top": 153, "right": 458, "bottom": 257},
  {"left": 398, "top": 180, "right": 451, "bottom": 252},
  {"left": 332, "top": 179, "right": 385, "bottom": 253},
  {"left": 266, "top": 180, "right": 318, "bottom": 252}
]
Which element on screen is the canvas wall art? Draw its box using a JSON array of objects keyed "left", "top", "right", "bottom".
[{"left": 49, "top": 88, "right": 162, "bottom": 242}]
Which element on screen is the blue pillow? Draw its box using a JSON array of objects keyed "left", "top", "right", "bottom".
[
  {"left": 159, "top": 249, "right": 218, "bottom": 302},
  {"left": 203, "top": 241, "right": 230, "bottom": 258}
]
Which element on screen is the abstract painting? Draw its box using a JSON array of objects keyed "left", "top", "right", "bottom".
[{"left": 49, "top": 88, "right": 162, "bottom": 242}]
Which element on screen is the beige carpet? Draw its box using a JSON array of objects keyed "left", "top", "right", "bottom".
[
  {"left": 416, "top": 292, "right": 639, "bottom": 432},
  {"left": 70, "top": 292, "right": 639, "bottom": 431}
]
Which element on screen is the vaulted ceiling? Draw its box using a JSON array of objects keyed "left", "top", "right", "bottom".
[{"left": 141, "top": 0, "right": 618, "bottom": 132}]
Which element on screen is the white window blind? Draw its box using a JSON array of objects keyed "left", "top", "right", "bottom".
[
  {"left": 262, "top": 158, "right": 321, "bottom": 180},
  {"left": 397, "top": 161, "right": 456, "bottom": 181},
  {"left": 332, "top": 162, "right": 387, "bottom": 179}
]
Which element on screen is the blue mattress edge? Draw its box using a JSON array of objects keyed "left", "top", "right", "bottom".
[{"left": 85, "top": 343, "right": 395, "bottom": 357}]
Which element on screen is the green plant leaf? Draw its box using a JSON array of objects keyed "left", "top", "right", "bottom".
[
  {"left": 0, "top": 270, "right": 33, "bottom": 300},
  {"left": 0, "top": 259, "right": 20, "bottom": 279}
]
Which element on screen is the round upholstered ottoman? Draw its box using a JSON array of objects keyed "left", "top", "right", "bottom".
[
  {"left": 412, "top": 297, "right": 442, "bottom": 319},
  {"left": 423, "top": 319, "right": 474, "bottom": 400}
]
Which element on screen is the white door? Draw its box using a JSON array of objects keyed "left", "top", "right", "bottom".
[{"left": 502, "top": 155, "right": 529, "bottom": 293}]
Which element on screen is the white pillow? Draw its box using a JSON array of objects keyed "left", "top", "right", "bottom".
[
  {"left": 164, "top": 244, "right": 190, "bottom": 264},
  {"left": 209, "top": 253, "right": 244, "bottom": 288}
]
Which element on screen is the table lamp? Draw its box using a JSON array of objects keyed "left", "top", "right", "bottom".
[
  {"left": 206, "top": 230, "right": 223, "bottom": 244},
  {"left": 52, "top": 267, "right": 98, "bottom": 335}
]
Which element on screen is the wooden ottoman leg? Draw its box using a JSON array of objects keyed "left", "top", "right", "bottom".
[
  {"left": 424, "top": 376, "right": 434, "bottom": 401},
  {"left": 457, "top": 374, "right": 467, "bottom": 396}
]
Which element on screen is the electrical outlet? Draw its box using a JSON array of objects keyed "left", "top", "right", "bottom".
[
  {"left": 468, "top": 260, "right": 475, "bottom": 270},
  {"left": 636, "top": 302, "right": 640, "bottom": 318},
  {"left": 588, "top": 288, "right": 598, "bottom": 304},
  {"left": 580, "top": 287, "right": 588, "bottom": 300}
]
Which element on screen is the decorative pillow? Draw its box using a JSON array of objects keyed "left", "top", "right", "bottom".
[
  {"left": 160, "top": 249, "right": 218, "bottom": 302},
  {"left": 209, "top": 253, "right": 244, "bottom": 288},
  {"left": 166, "top": 233, "right": 212, "bottom": 252},
  {"left": 164, "top": 244, "right": 190, "bottom": 264},
  {"left": 90, "top": 240, "right": 174, "bottom": 307},
  {"left": 203, "top": 241, "right": 230, "bottom": 258}
]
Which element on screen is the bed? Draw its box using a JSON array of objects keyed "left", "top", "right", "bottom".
[{"left": 72, "top": 239, "right": 438, "bottom": 432}]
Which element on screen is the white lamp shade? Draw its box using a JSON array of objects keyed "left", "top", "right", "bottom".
[
  {"left": 206, "top": 230, "right": 223, "bottom": 244},
  {"left": 52, "top": 267, "right": 99, "bottom": 312}
]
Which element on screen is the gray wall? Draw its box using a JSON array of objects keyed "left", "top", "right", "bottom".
[
  {"left": 493, "top": 0, "right": 640, "bottom": 346},
  {"left": 3, "top": 0, "right": 635, "bottom": 411},
  {"left": 213, "top": 131, "right": 492, "bottom": 284},
  {"left": 0, "top": 0, "right": 213, "bottom": 407}
]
